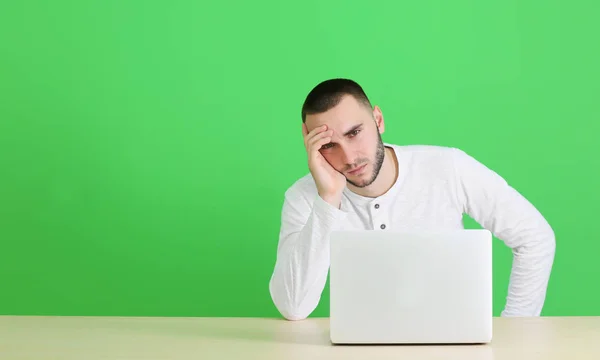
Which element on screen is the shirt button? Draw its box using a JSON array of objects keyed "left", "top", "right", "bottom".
[
  {"left": 380, "top": 224, "right": 386, "bottom": 229},
  {"left": 374, "top": 204, "right": 380, "bottom": 209}
]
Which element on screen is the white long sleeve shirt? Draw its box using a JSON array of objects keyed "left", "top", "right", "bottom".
[{"left": 269, "top": 144, "right": 555, "bottom": 320}]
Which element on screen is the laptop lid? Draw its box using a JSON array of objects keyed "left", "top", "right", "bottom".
[{"left": 329, "top": 229, "right": 493, "bottom": 344}]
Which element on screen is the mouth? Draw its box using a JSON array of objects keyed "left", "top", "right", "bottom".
[{"left": 347, "top": 163, "right": 367, "bottom": 175}]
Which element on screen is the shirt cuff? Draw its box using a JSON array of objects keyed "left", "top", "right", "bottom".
[{"left": 312, "top": 193, "right": 348, "bottom": 226}]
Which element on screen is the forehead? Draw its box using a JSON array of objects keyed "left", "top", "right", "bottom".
[{"left": 305, "top": 95, "right": 372, "bottom": 132}]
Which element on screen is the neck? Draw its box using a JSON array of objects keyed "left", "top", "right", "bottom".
[{"left": 348, "top": 146, "right": 398, "bottom": 198}]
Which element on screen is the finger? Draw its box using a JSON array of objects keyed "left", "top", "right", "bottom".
[
  {"left": 309, "top": 138, "right": 332, "bottom": 161},
  {"left": 308, "top": 134, "right": 332, "bottom": 154},
  {"left": 304, "top": 125, "right": 328, "bottom": 148},
  {"left": 302, "top": 123, "right": 309, "bottom": 148},
  {"left": 308, "top": 129, "right": 333, "bottom": 148},
  {"left": 305, "top": 124, "right": 328, "bottom": 141}
]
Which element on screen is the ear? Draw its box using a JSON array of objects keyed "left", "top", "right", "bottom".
[{"left": 372, "top": 105, "right": 385, "bottom": 134}]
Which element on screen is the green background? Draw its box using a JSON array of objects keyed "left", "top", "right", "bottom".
[{"left": 1, "top": 1, "right": 598, "bottom": 317}]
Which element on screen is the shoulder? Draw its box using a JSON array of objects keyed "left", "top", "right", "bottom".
[
  {"left": 388, "top": 143, "right": 473, "bottom": 168},
  {"left": 390, "top": 143, "right": 456, "bottom": 155},
  {"left": 283, "top": 173, "right": 319, "bottom": 203},
  {"left": 388, "top": 144, "right": 491, "bottom": 183}
]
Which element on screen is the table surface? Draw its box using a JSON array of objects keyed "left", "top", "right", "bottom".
[{"left": 1, "top": 316, "right": 600, "bottom": 359}]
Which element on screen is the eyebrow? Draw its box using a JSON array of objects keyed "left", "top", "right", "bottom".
[{"left": 343, "top": 124, "right": 363, "bottom": 136}]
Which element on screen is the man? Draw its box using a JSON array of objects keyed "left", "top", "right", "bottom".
[{"left": 269, "top": 78, "right": 555, "bottom": 321}]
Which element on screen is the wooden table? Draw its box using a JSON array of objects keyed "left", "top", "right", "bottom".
[{"left": 1, "top": 316, "right": 599, "bottom": 359}]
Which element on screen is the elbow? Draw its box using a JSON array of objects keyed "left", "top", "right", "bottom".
[
  {"left": 533, "top": 218, "right": 556, "bottom": 253},
  {"left": 522, "top": 222, "right": 556, "bottom": 263},
  {"left": 510, "top": 221, "right": 556, "bottom": 262},
  {"left": 269, "top": 275, "right": 310, "bottom": 321},
  {"left": 543, "top": 222, "right": 557, "bottom": 255},
  {"left": 271, "top": 297, "right": 309, "bottom": 321},
  {"left": 281, "top": 311, "right": 309, "bottom": 321}
]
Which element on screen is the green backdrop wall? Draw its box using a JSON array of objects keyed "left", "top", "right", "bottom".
[{"left": 1, "top": 1, "right": 598, "bottom": 317}]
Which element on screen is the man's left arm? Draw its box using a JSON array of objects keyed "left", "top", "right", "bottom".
[{"left": 451, "top": 148, "right": 556, "bottom": 317}]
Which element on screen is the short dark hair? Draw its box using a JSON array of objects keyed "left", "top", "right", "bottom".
[{"left": 301, "top": 78, "right": 372, "bottom": 122}]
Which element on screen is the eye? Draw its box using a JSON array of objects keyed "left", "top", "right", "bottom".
[
  {"left": 320, "top": 143, "right": 334, "bottom": 150},
  {"left": 349, "top": 129, "right": 360, "bottom": 137}
]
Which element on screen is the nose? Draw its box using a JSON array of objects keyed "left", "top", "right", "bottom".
[{"left": 338, "top": 143, "right": 354, "bottom": 166}]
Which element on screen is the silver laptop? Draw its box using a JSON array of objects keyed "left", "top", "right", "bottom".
[{"left": 329, "top": 229, "right": 493, "bottom": 344}]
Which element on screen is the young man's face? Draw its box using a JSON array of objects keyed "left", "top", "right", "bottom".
[{"left": 304, "top": 94, "right": 386, "bottom": 188}]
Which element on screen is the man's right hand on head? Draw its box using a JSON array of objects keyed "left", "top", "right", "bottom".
[{"left": 302, "top": 123, "right": 346, "bottom": 209}]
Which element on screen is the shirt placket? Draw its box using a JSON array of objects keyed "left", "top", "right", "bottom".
[{"left": 370, "top": 201, "right": 387, "bottom": 230}]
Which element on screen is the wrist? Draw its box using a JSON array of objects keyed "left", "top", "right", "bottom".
[{"left": 320, "top": 193, "right": 342, "bottom": 209}]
